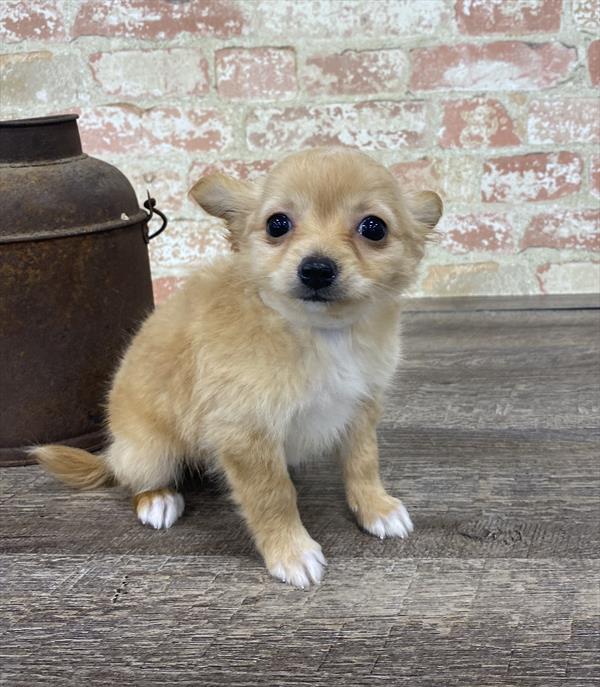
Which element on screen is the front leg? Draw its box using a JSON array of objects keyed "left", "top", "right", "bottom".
[
  {"left": 341, "top": 398, "right": 413, "bottom": 539},
  {"left": 218, "top": 431, "right": 326, "bottom": 589}
]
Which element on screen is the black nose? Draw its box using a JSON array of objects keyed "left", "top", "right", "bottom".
[{"left": 298, "top": 256, "right": 338, "bottom": 290}]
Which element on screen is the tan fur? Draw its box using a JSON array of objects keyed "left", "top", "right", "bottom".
[
  {"left": 34, "top": 445, "right": 113, "bottom": 490},
  {"left": 34, "top": 147, "right": 442, "bottom": 588},
  {"left": 340, "top": 397, "right": 402, "bottom": 528},
  {"left": 133, "top": 487, "right": 176, "bottom": 512}
]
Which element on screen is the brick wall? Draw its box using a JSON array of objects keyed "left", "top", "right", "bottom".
[{"left": 1, "top": 0, "right": 598, "bottom": 302}]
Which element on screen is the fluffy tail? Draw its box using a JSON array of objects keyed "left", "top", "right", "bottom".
[{"left": 32, "top": 445, "right": 114, "bottom": 490}]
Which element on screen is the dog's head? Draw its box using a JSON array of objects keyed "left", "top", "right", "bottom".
[{"left": 190, "top": 148, "right": 442, "bottom": 327}]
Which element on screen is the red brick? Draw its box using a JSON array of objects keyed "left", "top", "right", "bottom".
[
  {"left": 410, "top": 42, "right": 576, "bottom": 91},
  {"left": 436, "top": 156, "right": 482, "bottom": 204},
  {"left": 591, "top": 156, "right": 600, "bottom": 198},
  {"left": 248, "top": 0, "right": 449, "bottom": 38},
  {"left": 482, "top": 152, "right": 583, "bottom": 203},
  {"left": 78, "top": 106, "right": 232, "bottom": 156},
  {"left": 572, "top": 0, "right": 600, "bottom": 30},
  {"left": 389, "top": 159, "right": 440, "bottom": 193},
  {"left": 439, "top": 214, "right": 514, "bottom": 253},
  {"left": 522, "top": 210, "right": 600, "bottom": 251},
  {"left": 440, "top": 98, "right": 520, "bottom": 148},
  {"left": 456, "top": 0, "right": 562, "bottom": 35},
  {"left": 0, "top": 0, "right": 65, "bottom": 42},
  {"left": 90, "top": 49, "right": 209, "bottom": 98},
  {"left": 189, "top": 160, "right": 275, "bottom": 192},
  {"left": 0, "top": 52, "right": 87, "bottom": 111},
  {"left": 421, "top": 262, "right": 535, "bottom": 297},
  {"left": 216, "top": 48, "right": 296, "bottom": 100},
  {"left": 118, "top": 164, "right": 188, "bottom": 216},
  {"left": 390, "top": 157, "right": 482, "bottom": 203},
  {"left": 304, "top": 49, "right": 407, "bottom": 95},
  {"left": 73, "top": 0, "right": 244, "bottom": 39},
  {"left": 149, "top": 218, "right": 229, "bottom": 269},
  {"left": 527, "top": 99, "right": 600, "bottom": 144},
  {"left": 246, "top": 101, "right": 429, "bottom": 151},
  {"left": 589, "top": 40, "right": 600, "bottom": 87},
  {"left": 536, "top": 261, "right": 600, "bottom": 294},
  {"left": 153, "top": 277, "right": 185, "bottom": 305}
]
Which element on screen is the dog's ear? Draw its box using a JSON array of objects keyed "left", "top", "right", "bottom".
[
  {"left": 407, "top": 191, "right": 443, "bottom": 235},
  {"left": 189, "top": 173, "right": 257, "bottom": 250}
]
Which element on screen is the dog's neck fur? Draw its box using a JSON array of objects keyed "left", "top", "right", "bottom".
[{"left": 258, "top": 292, "right": 402, "bottom": 466}]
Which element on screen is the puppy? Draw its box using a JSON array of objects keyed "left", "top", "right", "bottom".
[{"left": 34, "top": 147, "right": 442, "bottom": 588}]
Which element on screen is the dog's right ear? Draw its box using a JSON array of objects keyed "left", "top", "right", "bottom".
[{"left": 189, "top": 173, "right": 257, "bottom": 250}]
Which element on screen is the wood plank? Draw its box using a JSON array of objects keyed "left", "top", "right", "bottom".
[
  {"left": 1, "top": 303, "right": 598, "bottom": 685},
  {"left": 400, "top": 293, "right": 600, "bottom": 312},
  {"left": 1, "top": 555, "right": 598, "bottom": 686}
]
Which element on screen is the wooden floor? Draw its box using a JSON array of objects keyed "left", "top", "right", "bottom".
[{"left": 2, "top": 296, "right": 599, "bottom": 686}]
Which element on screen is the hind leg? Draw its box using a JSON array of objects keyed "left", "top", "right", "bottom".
[{"left": 106, "top": 436, "right": 186, "bottom": 530}]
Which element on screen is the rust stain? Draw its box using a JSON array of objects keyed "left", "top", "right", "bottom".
[{"left": 0, "top": 115, "right": 157, "bottom": 466}]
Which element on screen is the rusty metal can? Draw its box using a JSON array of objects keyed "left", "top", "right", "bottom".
[{"left": 0, "top": 114, "right": 166, "bottom": 466}]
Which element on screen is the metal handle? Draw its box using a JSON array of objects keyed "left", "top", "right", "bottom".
[{"left": 143, "top": 191, "right": 168, "bottom": 243}]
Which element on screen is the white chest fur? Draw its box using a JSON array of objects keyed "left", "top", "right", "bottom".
[{"left": 284, "top": 327, "right": 394, "bottom": 465}]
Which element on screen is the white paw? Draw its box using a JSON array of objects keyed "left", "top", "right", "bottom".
[
  {"left": 268, "top": 546, "right": 327, "bottom": 589},
  {"left": 364, "top": 503, "right": 413, "bottom": 539},
  {"left": 137, "top": 491, "right": 184, "bottom": 529}
]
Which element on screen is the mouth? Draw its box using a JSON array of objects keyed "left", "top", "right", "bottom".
[
  {"left": 296, "top": 285, "right": 344, "bottom": 304},
  {"left": 291, "top": 282, "right": 345, "bottom": 305},
  {"left": 300, "top": 292, "right": 332, "bottom": 303}
]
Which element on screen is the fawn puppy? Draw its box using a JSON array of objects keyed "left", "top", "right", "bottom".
[{"left": 35, "top": 147, "right": 442, "bottom": 588}]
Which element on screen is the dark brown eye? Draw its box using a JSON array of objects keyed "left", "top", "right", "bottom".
[
  {"left": 357, "top": 215, "right": 387, "bottom": 241},
  {"left": 266, "top": 213, "right": 292, "bottom": 238}
]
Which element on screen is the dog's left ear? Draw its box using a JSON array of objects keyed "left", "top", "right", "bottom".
[
  {"left": 407, "top": 191, "right": 443, "bottom": 235},
  {"left": 189, "top": 173, "right": 257, "bottom": 250}
]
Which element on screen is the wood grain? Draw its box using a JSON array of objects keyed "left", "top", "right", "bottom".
[
  {"left": 1, "top": 299, "right": 599, "bottom": 685},
  {"left": 400, "top": 293, "right": 600, "bottom": 312}
]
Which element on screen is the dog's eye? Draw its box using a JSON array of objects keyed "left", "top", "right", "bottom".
[
  {"left": 357, "top": 216, "right": 387, "bottom": 242},
  {"left": 266, "top": 213, "right": 292, "bottom": 238}
]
